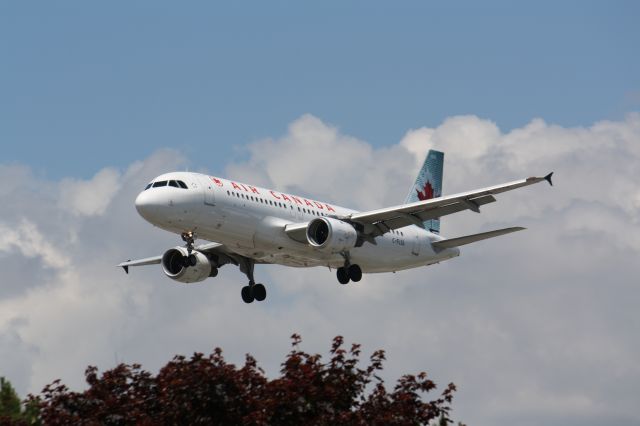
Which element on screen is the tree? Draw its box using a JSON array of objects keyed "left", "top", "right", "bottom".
[
  {"left": 0, "top": 377, "right": 39, "bottom": 425},
  {"left": 0, "top": 377, "right": 22, "bottom": 419},
  {"left": 29, "top": 335, "right": 459, "bottom": 425}
]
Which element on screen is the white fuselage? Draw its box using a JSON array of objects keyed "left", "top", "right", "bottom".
[{"left": 134, "top": 172, "right": 459, "bottom": 273}]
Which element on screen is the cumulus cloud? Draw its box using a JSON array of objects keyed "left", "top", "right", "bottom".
[
  {"left": 0, "top": 220, "right": 71, "bottom": 270},
  {"left": 227, "top": 112, "right": 640, "bottom": 424},
  {"left": 226, "top": 114, "right": 417, "bottom": 209},
  {"left": 1, "top": 115, "right": 639, "bottom": 426},
  {"left": 58, "top": 168, "right": 122, "bottom": 216}
]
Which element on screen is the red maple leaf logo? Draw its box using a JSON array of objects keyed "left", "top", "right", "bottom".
[
  {"left": 416, "top": 181, "right": 435, "bottom": 201},
  {"left": 211, "top": 177, "right": 223, "bottom": 187}
]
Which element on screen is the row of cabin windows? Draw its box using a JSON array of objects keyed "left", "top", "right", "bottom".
[
  {"left": 144, "top": 180, "right": 188, "bottom": 190},
  {"left": 226, "top": 190, "right": 329, "bottom": 217},
  {"left": 223, "top": 190, "right": 406, "bottom": 235}
]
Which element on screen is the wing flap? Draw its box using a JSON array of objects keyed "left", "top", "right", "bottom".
[
  {"left": 432, "top": 226, "right": 525, "bottom": 249},
  {"left": 372, "top": 195, "right": 497, "bottom": 234}
]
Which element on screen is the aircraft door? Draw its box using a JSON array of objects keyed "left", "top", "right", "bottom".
[
  {"left": 411, "top": 234, "right": 421, "bottom": 256},
  {"left": 199, "top": 176, "right": 216, "bottom": 206}
]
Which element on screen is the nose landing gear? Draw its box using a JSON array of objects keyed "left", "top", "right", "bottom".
[{"left": 181, "top": 231, "right": 197, "bottom": 267}]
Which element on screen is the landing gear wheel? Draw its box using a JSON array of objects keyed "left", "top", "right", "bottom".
[
  {"left": 241, "top": 286, "right": 254, "bottom": 304},
  {"left": 209, "top": 267, "right": 218, "bottom": 278},
  {"left": 348, "top": 264, "right": 362, "bottom": 282},
  {"left": 337, "top": 267, "right": 350, "bottom": 285},
  {"left": 252, "top": 283, "right": 266, "bottom": 301},
  {"left": 182, "top": 254, "right": 197, "bottom": 267}
]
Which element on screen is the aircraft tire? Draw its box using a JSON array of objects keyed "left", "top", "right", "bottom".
[
  {"left": 337, "top": 267, "right": 350, "bottom": 285},
  {"left": 348, "top": 264, "right": 362, "bottom": 282},
  {"left": 209, "top": 267, "right": 218, "bottom": 278},
  {"left": 241, "top": 286, "right": 254, "bottom": 303},
  {"left": 188, "top": 254, "right": 197, "bottom": 266},
  {"left": 253, "top": 284, "right": 267, "bottom": 301}
]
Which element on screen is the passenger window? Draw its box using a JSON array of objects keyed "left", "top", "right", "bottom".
[{"left": 153, "top": 181, "right": 167, "bottom": 187}]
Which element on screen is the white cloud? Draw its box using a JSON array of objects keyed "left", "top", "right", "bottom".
[
  {"left": 58, "top": 168, "right": 122, "bottom": 216},
  {"left": 0, "top": 220, "right": 70, "bottom": 270},
  {"left": 1, "top": 115, "right": 639, "bottom": 426}
]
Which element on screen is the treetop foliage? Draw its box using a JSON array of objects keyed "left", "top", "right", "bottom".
[{"left": 18, "top": 334, "right": 458, "bottom": 425}]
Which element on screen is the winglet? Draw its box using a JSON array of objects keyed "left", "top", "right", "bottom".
[
  {"left": 544, "top": 172, "right": 554, "bottom": 186},
  {"left": 120, "top": 262, "right": 130, "bottom": 274}
]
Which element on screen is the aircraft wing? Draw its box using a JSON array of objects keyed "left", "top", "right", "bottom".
[
  {"left": 345, "top": 173, "right": 553, "bottom": 236},
  {"left": 118, "top": 242, "right": 227, "bottom": 273}
]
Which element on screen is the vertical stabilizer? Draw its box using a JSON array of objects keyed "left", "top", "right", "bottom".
[{"left": 404, "top": 150, "right": 444, "bottom": 233}]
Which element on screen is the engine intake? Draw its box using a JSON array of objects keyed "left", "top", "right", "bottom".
[
  {"left": 306, "top": 217, "right": 357, "bottom": 253},
  {"left": 162, "top": 247, "right": 213, "bottom": 284}
]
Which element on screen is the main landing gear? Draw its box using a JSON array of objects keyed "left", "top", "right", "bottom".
[
  {"left": 336, "top": 253, "right": 362, "bottom": 284},
  {"left": 239, "top": 257, "right": 267, "bottom": 304}
]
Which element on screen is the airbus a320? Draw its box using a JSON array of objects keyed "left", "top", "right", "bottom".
[{"left": 119, "top": 150, "right": 552, "bottom": 303}]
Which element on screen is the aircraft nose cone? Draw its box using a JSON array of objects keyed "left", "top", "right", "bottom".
[{"left": 135, "top": 190, "right": 161, "bottom": 222}]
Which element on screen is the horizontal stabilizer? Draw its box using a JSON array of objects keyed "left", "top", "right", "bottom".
[{"left": 432, "top": 226, "right": 525, "bottom": 250}]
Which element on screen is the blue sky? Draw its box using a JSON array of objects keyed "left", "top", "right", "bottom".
[{"left": 2, "top": 1, "right": 638, "bottom": 179}]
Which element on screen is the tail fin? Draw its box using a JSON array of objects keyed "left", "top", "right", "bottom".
[{"left": 404, "top": 149, "right": 444, "bottom": 233}]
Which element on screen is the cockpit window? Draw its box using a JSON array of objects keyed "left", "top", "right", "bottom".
[{"left": 147, "top": 180, "right": 188, "bottom": 190}]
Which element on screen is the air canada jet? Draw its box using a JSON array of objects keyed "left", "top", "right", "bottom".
[{"left": 119, "top": 150, "right": 553, "bottom": 303}]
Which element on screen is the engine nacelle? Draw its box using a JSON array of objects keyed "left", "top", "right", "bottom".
[
  {"left": 306, "top": 217, "right": 357, "bottom": 253},
  {"left": 161, "top": 246, "right": 213, "bottom": 284}
]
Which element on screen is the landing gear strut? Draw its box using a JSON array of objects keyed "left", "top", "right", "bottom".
[
  {"left": 336, "top": 252, "right": 362, "bottom": 284},
  {"left": 238, "top": 257, "right": 267, "bottom": 303},
  {"left": 181, "top": 231, "right": 197, "bottom": 267},
  {"left": 181, "top": 231, "right": 196, "bottom": 253}
]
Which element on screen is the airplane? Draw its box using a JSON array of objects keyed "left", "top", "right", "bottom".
[{"left": 119, "top": 150, "right": 553, "bottom": 303}]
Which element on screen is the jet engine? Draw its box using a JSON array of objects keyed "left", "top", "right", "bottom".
[
  {"left": 161, "top": 246, "right": 215, "bottom": 284},
  {"left": 306, "top": 217, "right": 357, "bottom": 253}
]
